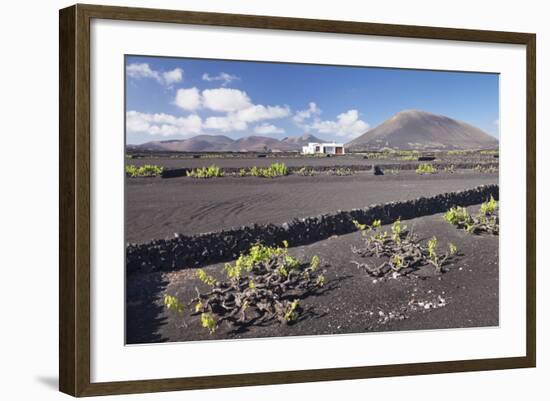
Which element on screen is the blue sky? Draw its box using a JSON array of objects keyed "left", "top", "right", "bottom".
[{"left": 125, "top": 55, "right": 499, "bottom": 145}]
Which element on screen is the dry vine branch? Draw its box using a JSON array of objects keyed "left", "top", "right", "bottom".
[
  {"left": 170, "top": 243, "right": 327, "bottom": 334},
  {"left": 351, "top": 219, "right": 459, "bottom": 278}
]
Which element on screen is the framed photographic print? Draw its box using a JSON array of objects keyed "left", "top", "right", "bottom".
[{"left": 59, "top": 4, "right": 536, "bottom": 397}]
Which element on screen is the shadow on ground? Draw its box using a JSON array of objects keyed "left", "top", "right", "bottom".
[{"left": 126, "top": 272, "right": 170, "bottom": 344}]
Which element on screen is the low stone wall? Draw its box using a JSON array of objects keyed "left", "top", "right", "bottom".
[
  {"left": 161, "top": 168, "right": 190, "bottom": 178},
  {"left": 127, "top": 184, "right": 498, "bottom": 274},
  {"left": 161, "top": 165, "right": 374, "bottom": 178},
  {"left": 376, "top": 162, "right": 498, "bottom": 172}
]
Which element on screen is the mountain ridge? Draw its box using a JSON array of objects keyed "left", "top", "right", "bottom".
[
  {"left": 130, "top": 133, "right": 326, "bottom": 152},
  {"left": 347, "top": 109, "right": 498, "bottom": 151}
]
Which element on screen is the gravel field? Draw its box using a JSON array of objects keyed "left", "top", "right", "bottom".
[
  {"left": 126, "top": 208, "right": 498, "bottom": 344},
  {"left": 126, "top": 171, "right": 498, "bottom": 243}
]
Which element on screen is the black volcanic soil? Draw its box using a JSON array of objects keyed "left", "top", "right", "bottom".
[
  {"left": 126, "top": 208, "right": 498, "bottom": 344},
  {"left": 126, "top": 171, "right": 498, "bottom": 243}
]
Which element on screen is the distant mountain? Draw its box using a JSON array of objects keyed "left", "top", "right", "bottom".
[
  {"left": 231, "top": 136, "right": 291, "bottom": 152},
  {"left": 131, "top": 134, "right": 328, "bottom": 152},
  {"left": 133, "top": 135, "right": 234, "bottom": 152},
  {"left": 281, "top": 134, "right": 325, "bottom": 147},
  {"left": 346, "top": 110, "right": 499, "bottom": 151}
]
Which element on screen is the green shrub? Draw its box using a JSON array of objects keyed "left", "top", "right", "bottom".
[
  {"left": 200, "top": 312, "right": 217, "bottom": 333},
  {"left": 391, "top": 219, "right": 408, "bottom": 243},
  {"left": 125, "top": 164, "right": 163, "bottom": 177},
  {"left": 353, "top": 219, "right": 381, "bottom": 236},
  {"left": 390, "top": 254, "right": 404, "bottom": 269},
  {"left": 224, "top": 243, "right": 289, "bottom": 279},
  {"left": 270, "top": 162, "right": 288, "bottom": 176},
  {"left": 444, "top": 206, "right": 473, "bottom": 228},
  {"left": 125, "top": 165, "right": 138, "bottom": 176},
  {"left": 310, "top": 255, "right": 321, "bottom": 271},
  {"left": 448, "top": 243, "right": 458, "bottom": 255},
  {"left": 315, "top": 274, "right": 326, "bottom": 287},
  {"left": 480, "top": 195, "right": 498, "bottom": 214},
  {"left": 196, "top": 269, "right": 218, "bottom": 286},
  {"left": 427, "top": 236, "right": 439, "bottom": 264},
  {"left": 248, "top": 163, "right": 289, "bottom": 178},
  {"left": 284, "top": 299, "right": 300, "bottom": 322},
  {"left": 163, "top": 294, "right": 185, "bottom": 314},
  {"left": 186, "top": 165, "right": 224, "bottom": 178},
  {"left": 416, "top": 163, "right": 437, "bottom": 174},
  {"left": 444, "top": 202, "right": 498, "bottom": 235}
]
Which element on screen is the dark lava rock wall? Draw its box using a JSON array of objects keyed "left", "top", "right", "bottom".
[{"left": 126, "top": 184, "right": 498, "bottom": 274}]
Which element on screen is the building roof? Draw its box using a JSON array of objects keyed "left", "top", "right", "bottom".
[{"left": 307, "top": 142, "right": 344, "bottom": 146}]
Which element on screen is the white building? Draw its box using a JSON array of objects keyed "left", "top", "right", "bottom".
[{"left": 302, "top": 142, "right": 345, "bottom": 155}]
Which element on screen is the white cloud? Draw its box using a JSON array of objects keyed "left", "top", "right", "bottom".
[
  {"left": 201, "top": 89, "right": 289, "bottom": 121},
  {"left": 126, "top": 63, "right": 161, "bottom": 82},
  {"left": 202, "top": 88, "right": 252, "bottom": 112},
  {"left": 126, "top": 111, "right": 153, "bottom": 132},
  {"left": 293, "top": 102, "right": 320, "bottom": 123},
  {"left": 126, "top": 111, "right": 202, "bottom": 137},
  {"left": 202, "top": 102, "right": 290, "bottom": 133},
  {"left": 202, "top": 72, "right": 240, "bottom": 87},
  {"left": 162, "top": 68, "right": 183, "bottom": 85},
  {"left": 235, "top": 104, "right": 291, "bottom": 123},
  {"left": 175, "top": 87, "right": 201, "bottom": 111},
  {"left": 254, "top": 123, "right": 285, "bottom": 135},
  {"left": 204, "top": 115, "right": 247, "bottom": 132},
  {"left": 126, "top": 63, "right": 183, "bottom": 86},
  {"left": 131, "top": 85, "right": 292, "bottom": 138},
  {"left": 309, "top": 109, "right": 369, "bottom": 139}
]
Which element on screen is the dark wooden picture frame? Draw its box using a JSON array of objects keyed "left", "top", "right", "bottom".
[{"left": 59, "top": 3, "right": 536, "bottom": 397}]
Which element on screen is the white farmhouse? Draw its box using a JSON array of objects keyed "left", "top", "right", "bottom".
[{"left": 302, "top": 142, "right": 345, "bottom": 155}]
